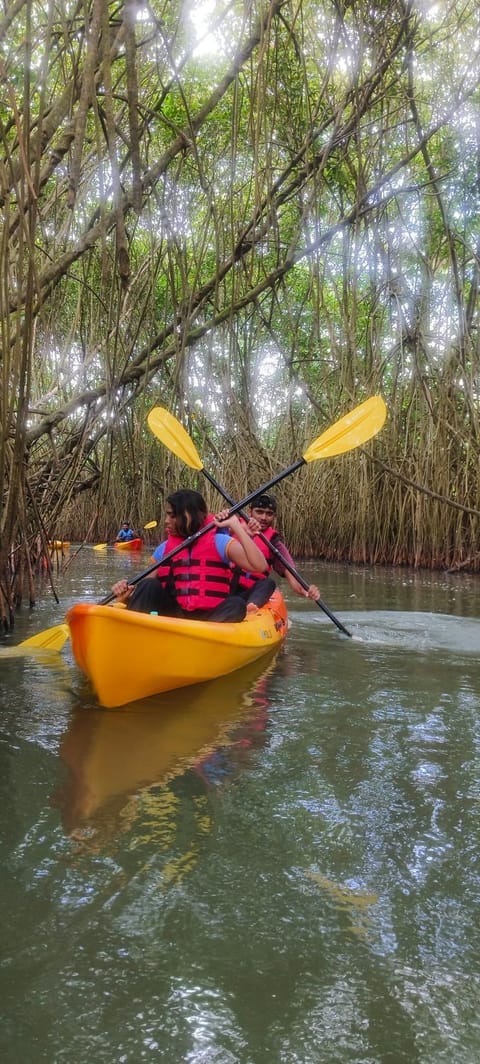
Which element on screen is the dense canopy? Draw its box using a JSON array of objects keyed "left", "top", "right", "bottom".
[{"left": 1, "top": 0, "right": 479, "bottom": 625}]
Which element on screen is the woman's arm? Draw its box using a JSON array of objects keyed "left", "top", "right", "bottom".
[
  {"left": 215, "top": 511, "right": 268, "bottom": 573},
  {"left": 111, "top": 541, "right": 166, "bottom": 600}
]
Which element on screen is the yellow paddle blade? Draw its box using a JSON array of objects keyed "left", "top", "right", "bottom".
[
  {"left": 303, "top": 396, "right": 387, "bottom": 462},
  {"left": 143, "top": 520, "right": 157, "bottom": 530},
  {"left": 93, "top": 543, "right": 108, "bottom": 550},
  {"left": 147, "top": 407, "right": 204, "bottom": 471},
  {"left": 19, "top": 623, "right": 70, "bottom": 652}
]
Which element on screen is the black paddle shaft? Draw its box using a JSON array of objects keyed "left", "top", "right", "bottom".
[{"left": 99, "top": 458, "right": 306, "bottom": 605}]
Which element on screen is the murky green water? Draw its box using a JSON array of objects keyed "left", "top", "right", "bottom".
[{"left": 1, "top": 548, "right": 480, "bottom": 1062}]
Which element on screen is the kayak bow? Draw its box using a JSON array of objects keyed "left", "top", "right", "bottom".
[{"left": 66, "top": 589, "right": 288, "bottom": 707}]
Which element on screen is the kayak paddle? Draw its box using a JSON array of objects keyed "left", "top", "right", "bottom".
[
  {"left": 17, "top": 622, "right": 70, "bottom": 651},
  {"left": 100, "top": 396, "right": 386, "bottom": 604},
  {"left": 18, "top": 397, "right": 386, "bottom": 646},
  {"left": 146, "top": 403, "right": 388, "bottom": 637}
]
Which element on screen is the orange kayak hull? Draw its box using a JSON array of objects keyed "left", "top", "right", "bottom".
[{"left": 113, "top": 538, "right": 143, "bottom": 551}]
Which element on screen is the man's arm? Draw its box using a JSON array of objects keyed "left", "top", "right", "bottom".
[{"left": 272, "top": 538, "right": 320, "bottom": 601}]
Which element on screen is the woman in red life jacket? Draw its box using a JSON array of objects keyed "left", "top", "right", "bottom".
[
  {"left": 111, "top": 489, "right": 268, "bottom": 622},
  {"left": 234, "top": 493, "right": 321, "bottom": 610}
]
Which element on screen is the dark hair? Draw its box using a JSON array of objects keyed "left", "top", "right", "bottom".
[
  {"left": 251, "top": 493, "right": 277, "bottom": 512},
  {"left": 167, "top": 489, "right": 207, "bottom": 538}
]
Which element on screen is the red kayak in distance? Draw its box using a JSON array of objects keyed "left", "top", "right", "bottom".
[{"left": 113, "top": 538, "right": 143, "bottom": 552}]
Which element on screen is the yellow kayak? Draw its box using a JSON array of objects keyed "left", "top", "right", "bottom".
[
  {"left": 48, "top": 540, "right": 70, "bottom": 550},
  {"left": 66, "top": 589, "right": 288, "bottom": 708}
]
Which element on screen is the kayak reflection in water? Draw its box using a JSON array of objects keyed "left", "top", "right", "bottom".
[
  {"left": 111, "top": 489, "right": 268, "bottom": 622},
  {"left": 193, "top": 668, "right": 272, "bottom": 788},
  {"left": 53, "top": 658, "right": 277, "bottom": 865}
]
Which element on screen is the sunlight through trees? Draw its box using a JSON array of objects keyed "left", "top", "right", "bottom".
[{"left": 1, "top": 0, "right": 479, "bottom": 624}]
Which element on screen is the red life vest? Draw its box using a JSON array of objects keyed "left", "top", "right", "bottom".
[
  {"left": 156, "top": 520, "right": 233, "bottom": 611},
  {"left": 236, "top": 526, "right": 280, "bottom": 591}
]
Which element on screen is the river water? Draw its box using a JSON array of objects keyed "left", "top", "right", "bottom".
[{"left": 1, "top": 547, "right": 479, "bottom": 1063}]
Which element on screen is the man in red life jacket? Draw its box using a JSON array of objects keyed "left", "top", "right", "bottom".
[
  {"left": 111, "top": 489, "right": 268, "bottom": 622},
  {"left": 234, "top": 493, "right": 321, "bottom": 610}
]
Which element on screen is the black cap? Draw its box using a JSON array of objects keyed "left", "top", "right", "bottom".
[{"left": 251, "top": 493, "right": 277, "bottom": 512}]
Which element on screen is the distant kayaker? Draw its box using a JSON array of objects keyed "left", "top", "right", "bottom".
[
  {"left": 111, "top": 489, "right": 268, "bottom": 622},
  {"left": 115, "top": 521, "right": 137, "bottom": 543},
  {"left": 233, "top": 492, "right": 321, "bottom": 610}
]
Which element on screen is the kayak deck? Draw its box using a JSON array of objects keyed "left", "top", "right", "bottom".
[{"left": 66, "top": 589, "right": 288, "bottom": 708}]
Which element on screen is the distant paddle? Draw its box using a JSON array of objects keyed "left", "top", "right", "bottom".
[{"left": 147, "top": 400, "right": 387, "bottom": 637}]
